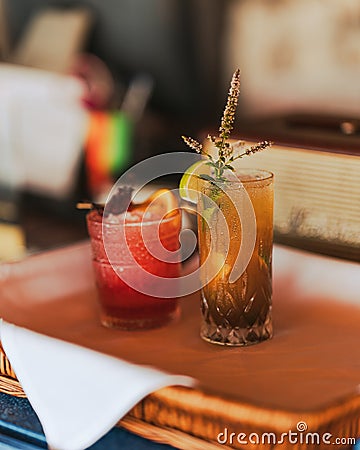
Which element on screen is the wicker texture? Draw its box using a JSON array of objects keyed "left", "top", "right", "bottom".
[
  {"left": 1, "top": 347, "right": 359, "bottom": 449},
  {"left": 0, "top": 343, "right": 26, "bottom": 398},
  {"left": 0, "top": 342, "right": 16, "bottom": 378}
]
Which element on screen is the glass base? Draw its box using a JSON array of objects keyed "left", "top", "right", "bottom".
[
  {"left": 200, "top": 295, "right": 273, "bottom": 346},
  {"left": 200, "top": 319, "right": 273, "bottom": 346},
  {"left": 100, "top": 305, "right": 181, "bottom": 331}
]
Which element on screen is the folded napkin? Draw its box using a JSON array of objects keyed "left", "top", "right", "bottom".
[{"left": 0, "top": 320, "right": 195, "bottom": 450}]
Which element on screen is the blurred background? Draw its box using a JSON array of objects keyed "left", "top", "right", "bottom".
[{"left": 0, "top": 0, "right": 359, "bottom": 260}]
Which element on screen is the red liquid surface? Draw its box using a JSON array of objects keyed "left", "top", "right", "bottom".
[{"left": 87, "top": 209, "right": 181, "bottom": 329}]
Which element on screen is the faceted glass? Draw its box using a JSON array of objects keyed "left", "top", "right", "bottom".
[
  {"left": 87, "top": 209, "right": 181, "bottom": 330},
  {"left": 197, "top": 169, "right": 274, "bottom": 346}
]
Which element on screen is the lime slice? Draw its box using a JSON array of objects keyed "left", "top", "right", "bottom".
[{"left": 179, "top": 160, "right": 211, "bottom": 203}]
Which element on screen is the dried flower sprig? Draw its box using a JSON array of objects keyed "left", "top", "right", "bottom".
[
  {"left": 182, "top": 69, "right": 272, "bottom": 182},
  {"left": 182, "top": 136, "right": 203, "bottom": 154},
  {"left": 218, "top": 68, "right": 241, "bottom": 154}
]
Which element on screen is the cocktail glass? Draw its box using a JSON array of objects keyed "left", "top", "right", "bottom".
[
  {"left": 197, "top": 169, "right": 274, "bottom": 346},
  {"left": 86, "top": 204, "right": 181, "bottom": 330}
]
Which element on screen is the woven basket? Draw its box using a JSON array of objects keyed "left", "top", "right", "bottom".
[
  {"left": 1, "top": 343, "right": 360, "bottom": 450},
  {"left": 0, "top": 342, "right": 24, "bottom": 397}
]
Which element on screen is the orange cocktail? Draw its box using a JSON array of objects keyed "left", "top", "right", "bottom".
[{"left": 198, "top": 169, "right": 274, "bottom": 346}]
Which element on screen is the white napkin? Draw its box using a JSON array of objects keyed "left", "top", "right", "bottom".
[{"left": 0, "top": 320, "right": 195, "bottom": 450}]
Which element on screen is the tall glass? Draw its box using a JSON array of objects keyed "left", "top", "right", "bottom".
[
  {"left": 197, "top": 169, "right": 274, "bottom": 346},
  {"left": 87, "top": 208, "right": 181, "bottom": 330}
]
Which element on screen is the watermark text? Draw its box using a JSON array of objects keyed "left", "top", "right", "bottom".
[{"left": 217, "top": 422, "right": 356, "bottom": 446}]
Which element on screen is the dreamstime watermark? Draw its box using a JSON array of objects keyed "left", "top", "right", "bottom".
[
  {"left": 102, "top": 152, "right": 257, "bottom": 298},
  {"left": 216, "top": 421, "right": 356, "bottom": 446}
]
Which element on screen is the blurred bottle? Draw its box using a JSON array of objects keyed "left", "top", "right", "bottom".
[{"left": 0, "top": 185, "right": 26, "bottom": 261}]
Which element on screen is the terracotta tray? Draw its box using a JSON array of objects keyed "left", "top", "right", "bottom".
[{"left": 1, "top": 242, "right": 360, "bottom": 449}]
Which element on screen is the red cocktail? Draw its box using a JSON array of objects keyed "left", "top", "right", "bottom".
[{"left": 86, "top": 194, "right": 181, "bottom": 330}]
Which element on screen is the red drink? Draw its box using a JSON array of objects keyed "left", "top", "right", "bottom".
[{"left": 87, "top": 206, "right": 181, "bottom": 330}]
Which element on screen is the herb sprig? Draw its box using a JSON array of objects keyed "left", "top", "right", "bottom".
[{"left": 182, "top": 69, "right": 272, "bottom": 182}]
